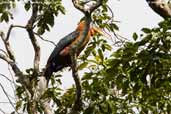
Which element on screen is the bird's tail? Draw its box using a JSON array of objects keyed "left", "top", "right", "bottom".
[{"left": 43, "top": 66, "right": 53, "bottom": 84}]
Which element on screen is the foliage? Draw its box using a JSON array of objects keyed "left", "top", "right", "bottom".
[
  {"left": 0, "top": 0, "right": 65, "bottom": 34},
  {"left": 0, "top": 0, "right": 15, "bottom": 22},
  {"left": 56, "top": 19, "right": 171, "bottom": 113},
  {"left": 1, "top": 0, "right": 171, "bottom": 114}
]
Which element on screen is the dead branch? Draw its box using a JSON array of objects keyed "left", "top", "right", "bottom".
[
  {"left": 0, "top": 108, "right": 6, "bottom": 114},
  {"left": 0, "top": 72, "right": 16, "bottom": 101},
  {"left": 0, "top": 73, "right": 15, "bottom": 84},
  {"left": 146, "top": 0, "right": 171, "bottom": 18},
  {"left": 0, "top": 83, "right": 19, "bottom": 114},
  {"left": 26, "top": 3, "right": 40, "bottom": 74}
]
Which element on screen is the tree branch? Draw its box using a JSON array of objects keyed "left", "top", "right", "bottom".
[
  {"left": 0, "top": 73, "right": 15, "bottom": 84},
  {"left": 0, "top": 32, "right": 22, "bottom": 76},
  {"left": 6, "top": 25, "right": 26, "bottom": 41},
  {"left": 69, "top": 1, "right": 103, "bottom": 114},
  {"left": 26, "top": 3, "right": 40, "bottom": 74},
  {"left": 69, "top": 51, "right": 82, "bottom": 114},
  {"left": 0, "top": 31, "right": 16, "bottom": 62},
  {"left": 33, "top": 32, "right": 56, "bottom": 46},
  {"left": 0, "top": 31, "right": 29, "bottom": 90},
  {"left": 0, "top": 108, "right": 6, "bottom": 114},
  {"left": 40, "top": 99, "right": 53, "bottom": 114},
  {"left": 72, "top": 0, "right": 102, "bottom": 14},
  {"left": 146, "top": 0, "right": 171, "bottom": 18},
  {"left": 0, "top": 83, "right": 19, "bottom": 114}
]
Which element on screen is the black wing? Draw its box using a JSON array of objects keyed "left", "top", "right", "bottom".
[{"left": 47, "top": 30, "right": 80, "bottom": 63}]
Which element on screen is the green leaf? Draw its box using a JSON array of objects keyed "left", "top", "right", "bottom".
[
  {"left": 141, "top": 28, "right": 151, "bottom": 33},
  {"left": 110, "top": 23, "right": 119, "bottom": 31},
  {"left": 16, "top": 100, "right": 22, "bottom": 111},
  {"left": 82, "top": 72, "right": 93, "bottom": 80},
  {"left": 0, "top": 12, "right": 9, "bottom": 22},
  {"left": 78, "top": 62, "right": 88, "bottom": 70},
  {"left": 58, "top": 6, "right": 65, "bottom": 14},
  {"left": 133, "top": 32, "right": 138, "bottom": 41},
  {"left": 24, "top": 1, "right": 31, "bottom": 11},
  {"left": 37, "top": 27, "right": 45, "bottom": 35},
  {"left": 98, "top": 49, "right": 104, "bottom": 62},
  {"left": 83, "top": 106, "right": 94, "bottom": 114}
]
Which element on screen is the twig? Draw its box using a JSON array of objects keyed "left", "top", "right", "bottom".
[
  {"left": 0, "top": 38, "right": 26, "bottom": 88},
  {"left": 0, "top": 83, "right": 19, "bottom": 114},
  {"left": 6, "top": 25, "right": 26, "bottom": 41},
  {"left": 0, "top": 108, "right": 6, "bottom": 114},
  {"left": 8, "top": 65, "right": 17, "bottom": 101},
  {"left": 0, "top": 53, "right": 13, "bottom": 64},
  {"left": 0, "top": 31, "right": 16, "bottom": 61},
  {"left": 0, "top": 73, "right": 15, "bottom": 84},
  {"left": 0, "top": 48, "right": 22, "bottom": 78},
  {"left": 0, "top": 73, "right": 16, "bottom": 101},
  {"left": 33, "top": 32, "right": 56, "bottom": 46},
  {"left": 0, "top": 49, "right": 8, "bottom": 56}
]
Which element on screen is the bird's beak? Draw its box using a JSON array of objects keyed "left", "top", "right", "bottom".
[{"left": 92, "top": 27, "right": 111, "bottom": 38}]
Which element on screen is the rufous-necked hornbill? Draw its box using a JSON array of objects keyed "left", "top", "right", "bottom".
[{"left": 44, "top": 20, "right": 107, "bottom": 82}]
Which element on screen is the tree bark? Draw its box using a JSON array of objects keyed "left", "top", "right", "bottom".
[{"left": 146, "top": 0, "right": 171, "bottom": 18}]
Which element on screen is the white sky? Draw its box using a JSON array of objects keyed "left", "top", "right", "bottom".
[{"left": 0, "top": 0, "right": 163, "bottom": 113}]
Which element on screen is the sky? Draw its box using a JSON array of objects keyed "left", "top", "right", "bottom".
[{"left": 0, "top": 0, "right": 163, "bottom": 113}]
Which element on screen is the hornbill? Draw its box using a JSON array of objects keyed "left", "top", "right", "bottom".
[{"left": 44, "top": 20, "right": 107, "bottom": 82}]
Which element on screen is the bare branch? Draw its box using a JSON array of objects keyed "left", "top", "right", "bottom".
[
  {"left": 6, "top": 25, "right": 13, "bottom": 41},
  {"left": 0, "top": 53, "right": 13, "bottom": 64},
  {"left": 0, "top": 72, "right": 16, "bottom": 101},
  {"left": 8, "top": 65, "right": 17, "bottom": 102},
  {"left": 0, "top": 49, "right": 8, "bottom": 56},
  {"left": 0, "top": 33, "right": 22, "bottom": 77},
  {"left": 0, "top": 108, "right": 6, "bottom": 114},
  {"left": 0, "top": 73, "right": 15, "bottom": 84},
  {"left": 0, "top": 83, "right": 19, "bottom": 114},
  {"left": 0, "top": 31, "right": 16, "bottom": 62},
  {"left": 33, "top": 32, "right": 57, "bottom": 46},
  {"left": 6, "top": 25, "right": 26, "bottom": 41},
  {"left": 26, "top": 3, "right": 40, "bottom": 74},
  {"left": 72, "top": 0, "right": 102, "bottom": 14},
  {"left": 0, "top": 53, "right": 28, "bottom": 88},
  {"left": 146, "top": 0, "right": 171, "bottom": 18}
]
